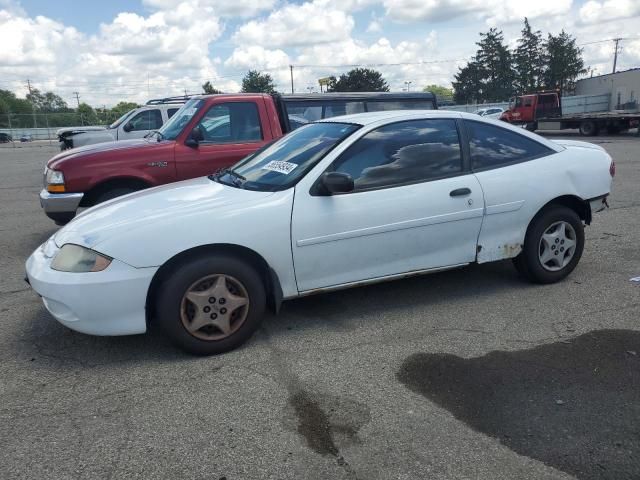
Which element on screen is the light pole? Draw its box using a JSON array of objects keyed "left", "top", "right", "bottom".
[{"left": 404, "top": 81, "right": 412, "bottom": 92}]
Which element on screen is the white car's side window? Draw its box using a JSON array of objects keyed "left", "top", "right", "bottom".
[
  {"left": 328, "top": 119, "right": 463, "bottom": 192},
  {"left": 467, "top": 121, "right": 553, "bottom": 171}
]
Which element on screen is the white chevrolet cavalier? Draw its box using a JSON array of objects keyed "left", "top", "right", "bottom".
[{"left": 26, "top": 111, "right": 614, "bottom": 355}]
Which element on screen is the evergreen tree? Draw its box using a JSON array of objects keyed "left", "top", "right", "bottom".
[
  {"left": 452, "top": 60, "right": 482, "bottom": 104},
  {"left": 475, "top": 28, "right": 514, "bottom": 102},
  {"left": 543, "top": 31, "right": 586, "bottom": 94},
  {"left": 514, "top": 18, "right": 545, "bottom": 94},
  {"left": 452, "top": 28, "right": 513, "bottom": 103}
]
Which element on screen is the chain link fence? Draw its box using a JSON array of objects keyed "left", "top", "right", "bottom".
[{"left": 0, "top": 112, "right": 122, "bottom": 148}]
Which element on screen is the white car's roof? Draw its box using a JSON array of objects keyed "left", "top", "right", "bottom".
[
  {"left": 318, "top": 109, "right": 564, "bottom": 153},
  {"left": 318, "top": 109, "right": 464, "bottom": 126}
]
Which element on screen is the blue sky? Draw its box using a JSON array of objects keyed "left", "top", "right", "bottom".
[{"left": 2, "top": 0, "right": 639, "bottom": 106}]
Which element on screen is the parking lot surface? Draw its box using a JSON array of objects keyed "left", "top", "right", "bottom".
[{"left": 1, "top": 136, "right": 639, "bottom": 479}]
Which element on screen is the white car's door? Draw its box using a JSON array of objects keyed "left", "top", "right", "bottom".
[
  {"left": 118, "top": 108, "right": 163, "bottom": 140},
  {"left": 291, "top": 118, "right": 485, "bottom": 292},
  {"left": 464, "top": 119, "right": 560, "bottom": 262}
]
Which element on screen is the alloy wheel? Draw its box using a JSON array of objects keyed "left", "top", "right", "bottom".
[
  {"left": 180, "top": 274, "right": 250, "bottom": 341},
  {"left": 538, "top": 221, "right": 577, "bottom": 272}
]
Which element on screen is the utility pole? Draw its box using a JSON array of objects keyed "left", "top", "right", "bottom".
[
  {"left": 26, "top": 79, "right": 37, "bottom": 129},
  {"left": 290, "top": 65, "right": 294, "bottom": 94},
  {"left": 404, "top": 81, "right": 412, "bottom": 92},
  {"left": 613, "top": 38, "right": 622, "bottom": 74},
  {"left": 73, "top": 92, "right": 81, "bottom": 108}
]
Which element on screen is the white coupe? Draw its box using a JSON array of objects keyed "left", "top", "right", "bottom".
[{"left": 26, "top": 111, "right": 614, "bottom": 355}]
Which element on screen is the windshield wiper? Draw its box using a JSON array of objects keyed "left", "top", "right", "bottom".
[
  {"left": 209, "top": 168, "right": 246, "bottom": 188},
  {"left": 146, "top": 130, "right": 164, "bottom": 141}
]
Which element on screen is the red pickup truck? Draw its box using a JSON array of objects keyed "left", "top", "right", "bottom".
[{"left": 40, "top": 92, "right": 437, "bottom": 224}]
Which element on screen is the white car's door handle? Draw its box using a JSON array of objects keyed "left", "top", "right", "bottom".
[{"left": 450, "top": 188, "right": 471, "bottom": 197}]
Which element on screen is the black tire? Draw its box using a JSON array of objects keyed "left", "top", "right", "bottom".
[
  {"left": 513, "top": 206, "right": 585, "bottom": 284},
  {"left": 579, "top": 120, "right": 599, "bottom": 136},
  {"left": 95, "top": 187, "right": 137, "bottom": 205},
  {"left": 525, "top": 121, "right": 538, "bottom": 132},
  {"left": 155, "top": 254, "right": 266, "bottom": 355}
]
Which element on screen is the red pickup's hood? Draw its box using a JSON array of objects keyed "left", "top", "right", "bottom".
[{"left": 47, "top": 138, "right": 171, "bottom": 169}]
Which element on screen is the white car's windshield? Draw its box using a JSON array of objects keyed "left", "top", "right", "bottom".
[
  {"left": 213, "top": 122, "right": 360, "bottom": 192},
  {"left": 108, "top": 109, "right": 135, "bottom": 129},
  {"left": 156, "top": 98, "right": 204, "bottom": 140}
]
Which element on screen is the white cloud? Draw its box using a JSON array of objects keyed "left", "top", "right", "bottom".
[
  {"left": 232, "top": 0, "right": 355, "bottom": 48},
  {"left": 142, "top": 0, "right": 277, "bottom": 18},
  {"left": 0, "top": 1, "right": 231, "bottom": 105},
  {"left": 288, "top": 33, "right": 452, "bottom": 92},
  {"left": 579, "top": 0, "right": 640, "bottom": 24},
  {"left": 225, "top": 45, "right": 291, "bottom": 70},
  {"left": 383, "top": 0, "right": 573, "bottom": 25},
  {"left": 366, "top": 12, "right": 383, "bottom": 33}
]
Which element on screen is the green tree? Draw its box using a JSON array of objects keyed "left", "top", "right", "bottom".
[
  {"left": 452, "top": 28, "right": 514, "bottom": 104},
  {"left": 452, "top": 60, "right": 483, "bottom": 104},
  {"left": 77, "top": 103, "right": 98, "bottom": 125},
  {"left": 543, "top": 30, "right": 586, "bottom": 94},
  {"left": 514, "top": 18, "right": 545, "bottom": 94},
  {"left": 423, "top": 84, "right": 454, "bottom": 99},
  {"left": 241, "top": 70, "right": 276, "bottom": 94},
  {"left": 110, "top": 101, "right": 139, "bottom": 117},
  {"left": 327, "top": 68, "right": 390, "bottom": 92},
  {"left": 202, "top": 81, "right": 223, "bottom": 94},
  {"left": 475, "top": 28, "right": 514, "bottom": 102},
  {"left": 26, "top": 89, "right": 68, "bottom": 112}
]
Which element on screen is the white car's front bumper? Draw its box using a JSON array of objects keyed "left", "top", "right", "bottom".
[{"left": 25, "top": 241, "right": 157, "bottom": 336}]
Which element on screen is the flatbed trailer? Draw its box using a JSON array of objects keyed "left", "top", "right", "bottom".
[{"left": 500, "top": 91, "right": 640, "bottom": 136}]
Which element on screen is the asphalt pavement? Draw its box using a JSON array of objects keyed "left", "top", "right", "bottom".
[{"left": 0, "top": 134, "right": 638, "bottom": 480}]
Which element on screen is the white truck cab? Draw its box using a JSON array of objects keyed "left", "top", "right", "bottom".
[{"left": 57, "top": 97, "right": 186, "bottom": 150}]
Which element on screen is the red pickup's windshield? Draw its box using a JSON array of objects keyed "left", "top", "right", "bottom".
[{"left": 156, "top": 98, "right": 204, "bottom": 140}]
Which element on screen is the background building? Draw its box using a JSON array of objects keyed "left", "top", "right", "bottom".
[{"left": 576, "top": 68, "right": 640, "bottom": 111}]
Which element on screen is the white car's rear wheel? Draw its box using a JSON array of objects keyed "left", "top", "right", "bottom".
[
  {"left": 513, "top": 206, "right": 585, "bottom": 284},
  {"left": 156, "top": 254, "right": 266, "bottom": 355}
]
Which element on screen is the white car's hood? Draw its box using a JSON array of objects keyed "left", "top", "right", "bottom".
[{"left": 54, "top": 177, "right": 275, "bottom": 250}]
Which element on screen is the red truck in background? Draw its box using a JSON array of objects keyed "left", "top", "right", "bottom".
[
  {"left": 41, "top": 92, "right": 438, "bottom": 224},
  {"left": 500, "top": 90, "right": 640, "bottom": 136}
]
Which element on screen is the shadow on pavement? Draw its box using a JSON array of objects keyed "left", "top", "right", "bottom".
[{"left": 398, "top": 329, "right": 640, "bottom": 480}]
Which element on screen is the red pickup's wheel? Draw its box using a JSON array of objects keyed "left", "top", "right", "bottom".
[{"left": 95, "top": 187, "right": 137, "bottom": 204}]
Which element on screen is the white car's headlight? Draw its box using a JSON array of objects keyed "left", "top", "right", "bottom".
[{"left": 51, "top": 244, "right": 112, "bottom": 273}]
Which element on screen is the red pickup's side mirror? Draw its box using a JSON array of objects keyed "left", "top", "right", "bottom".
[{"left": 185, "top": 126, "right": 204, "bottom": 148}]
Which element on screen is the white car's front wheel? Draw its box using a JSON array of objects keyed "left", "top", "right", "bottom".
[
  {"left": 513, "top": 206, "right": 585, "bottom": 284},
  {"left": 156, "top": 254, "right": 266, "bottom": 355}
]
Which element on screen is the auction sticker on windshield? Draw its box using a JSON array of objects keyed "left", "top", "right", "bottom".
[{"left": 262, "top": 160, "right": 298, "bottom": 174}]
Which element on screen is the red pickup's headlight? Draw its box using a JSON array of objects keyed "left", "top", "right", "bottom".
[{"left": 45, "top": 168, "right": 66, "bottom": 192}]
